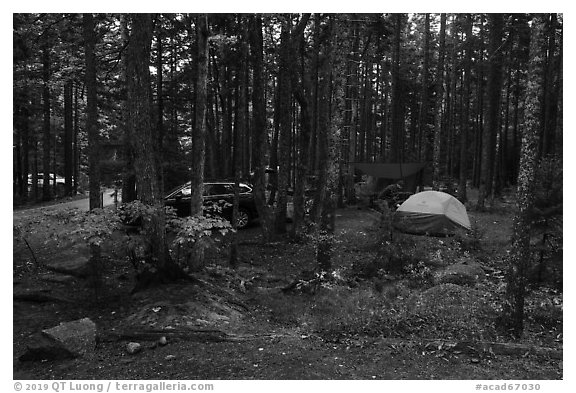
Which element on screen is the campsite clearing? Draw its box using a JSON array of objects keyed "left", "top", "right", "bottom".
[{"left": 13, "top": 197, "right": 562, "bottom": 380}]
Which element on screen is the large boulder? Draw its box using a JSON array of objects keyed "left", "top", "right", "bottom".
[
  {"left": 433, "top": 261, "right": 485, "bottom": 286},
  {"left": 19, "top": 318, "right": 96, "bottom": 361}
]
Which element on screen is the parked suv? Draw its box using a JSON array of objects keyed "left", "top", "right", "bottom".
[{"left": 165, "top": 181, "right": 258, "bottom": 229}]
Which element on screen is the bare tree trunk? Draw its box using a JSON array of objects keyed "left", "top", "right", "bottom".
[
  {"left": 83, "top": 13, "right": 102, "bottom": 210},
  {"left": 477, "top": 14, "right": 504, "bottom": 209},
  {"left": 73, "top": 81, "right": 79, "bottom": 195},
  {"left": 445, "top": 15, "right": 458, "bottom": 179},
  {"left": 230, "top": 16, "right": 248, "bottom": 267},
  {"left": 249, "top": 14, "right": 275, "bottom": 242},
  {"left": 457, "top": 14, "right": 473, "bottom": 203},
  {"left": 313, "top": 16, "right": 336, "bottom": 271},
  {"left": 288, "top": 14, "right": 311, "bottom": 240},
  {"left": 156, "top": 25, "right": 165, "bottom": 195},
  {"left": 64, "top": 80, "right": 73, "bottom": 197},
  {"left": 188, "top": 14, "right": 210, "bottom": 270},
  {"left": 119, "top": 16, "right": 137, "bottom": 203},
  {"left": 420, "top": 14, "right": 432, "bottom": 166},
  {"left": 41, "top": 37, "right": 51, "bottom": 202},
  {"left": 472, "top": 14, "right": 485, "bottom": 189},
  {"left": 541, "top": 13, "right": 560, "bottom": 157},
  {"left": 20, "top": 85, "right": 30, "bottom": 202},
  {"left": 274, "top": 18, "right": 293, "bottom": 234},
  {"left": 345, "top": 19, "right": 360, "bottom": 203},
  {"left": 190, "top": 14, "right": 209, "bottom": 217},
  {"left": 433, "top": 14, "right": 446, "bottom": 185},
  {"left": 503, "top": 14, "right": 547, "bottom": 338},
  {"left": 125, "top": 13, "right": 175, "bottom": 280},
  {"left": 390, "top": 14, "right": 404, "bottom": 164}
]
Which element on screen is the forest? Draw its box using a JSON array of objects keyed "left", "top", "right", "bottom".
[{"left": 13, "top": 13, "right": 563, "bottom": 381}]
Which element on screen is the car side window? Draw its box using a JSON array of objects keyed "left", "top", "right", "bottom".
[
  {"left": 210, "top": 184, "right": 228, "bottom": 195},
  {"left": 222, "top": 184, "right": 235, "bottom": 194}
]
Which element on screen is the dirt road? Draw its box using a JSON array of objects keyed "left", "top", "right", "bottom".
[{"left": 13, "top": 189, "right": 118, "bottom": 220}]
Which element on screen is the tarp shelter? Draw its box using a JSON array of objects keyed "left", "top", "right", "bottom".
[
  {"left": 393, "top": 191, "right": 471, "bottom": 235},
  {"left": 353, "top": 162, "right": 427, "bottom": 193},
  {"left": 353, "top": 162, "right": 426, "bottom": 179}
]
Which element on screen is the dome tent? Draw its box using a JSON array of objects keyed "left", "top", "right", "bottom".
[{"left": 392, "top": 191, "right": 471, "bottom": 235}]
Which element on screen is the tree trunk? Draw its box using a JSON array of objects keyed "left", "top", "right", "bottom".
[
  {"left": 503, "top": 14, "right": 547, "bottom": 338},
  {"left": 499, "top": 62, "right": 512, "bottom": 192},
  {"left": 457, "top": 14, "right": 473, "bottom": 203},
  {"left": 187, "top": 14, "right": 210, "bottom": 271},
  {"left": 390, "top": 14, "right": 404, "bottom": 164},
  {"left": 230, "top": 16, "right": 248, "bottom": 267},
  {"left": 419, "top": 14, "right": 432, "bottom": 166},
  {"left": 249, "top": 14, "right": 275, "bottom": 242},
  {"left": 31, "top": 142, "right": 39, "bottom": 202},
  {"left": 267, "top": 77, "right": 280, "bottom": 206},
  {"left": 73, "top": 80, "right": 79, "bottom": 195},
  {"left": 472, "top": 14, "right": 486, "bottom": 189},
  {"left": 477, "top": 14, "right": 504, "bottom": 209},
  {"left": 308, "top": 14, "right": 322, "bottom": 175},
  {"left": 64, "top": 80, "right": 74, "bottom": 197},
  {"left": 219, "top": 60, "right": 233, "bottom": 178},
  {"left": 120, "top": 16, "right": 137, "bottom": 203},
  {"left": 274, "top": 19, "right": 293, "bottom": 234},
  {"left": 41, "top": 38, "right": 51, "bottom": 202},
  {"left": 20, "top": 85, "right": 30, "bottom": 202},
  {"left": 125, "top": 13, "right": 174, "bottom": 279},
  {"left": 432, "top": 14, "right": 446, "bottom": 185},
  {"left": 345, "top": 20, "right": 360, "bottom": 203},
  {"left": 313, "top": 16, "right": 336, "bottom": 271},
  {"left": 445, "top": 15, "right": 458, "bottom": 179},
  {"left": 190, "top": 14, "right": 209, "bottom": 217},
  {"left": 288, "top": 14, "right": 311, "bottom": 240},
  {"left": 83, "top": 13, "right": 102, "bottom": 210},
  {"left": 156, "top": 25, "right": 165, "bottom": 195},
  {"left": 310, "top": 27, "right": 331, "bottom": 224},
  {"left": 541, "top": 13, "right": 560, "bottom": 157}
]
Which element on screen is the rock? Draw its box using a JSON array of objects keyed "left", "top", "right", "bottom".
[
  {"left": 39, "top": 273, "right": 76, "bottom": 285},
  {"left": 126, "top": 342, "right": 142, "bottom": 354},
  {"left": 158, "top": 336, "right": 167, "bottom": 346},
  {"left": 19, "top": 334, "right": 75, "bottom": 361},
  {"left": 45, "top": 254, "right": 91, "bottom": 278},
  {"left": 42, "top": 318, "right": 96, "bottom": 357},
  {"left": 433, "top": 263, "right": 485, "bottom": 286},
  {"left": 19, "top": 318, "right": 96, "bottom": 361}
]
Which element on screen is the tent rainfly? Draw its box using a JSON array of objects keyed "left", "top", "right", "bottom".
[
  {"left": 353, "top": 162, "right": 426, "bottom": 180},
  {"left": 393, "top": 191, "right": 471, "bottom": 235}
]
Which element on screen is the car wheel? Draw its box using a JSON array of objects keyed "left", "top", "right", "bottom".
[{"left": 236, "top": 209, "right": 250, "bottom": 229}]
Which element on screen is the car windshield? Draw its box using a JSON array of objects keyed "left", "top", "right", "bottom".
[
  {"left": 166, "top": 182, "right": 252, "bottom": 199},
  {"left": 165, "top": 182, "right": 191, "bottom": 198}
]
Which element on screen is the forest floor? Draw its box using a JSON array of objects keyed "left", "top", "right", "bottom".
[{"left": 12, "top": 191, "right": 563, "bottom": 380}]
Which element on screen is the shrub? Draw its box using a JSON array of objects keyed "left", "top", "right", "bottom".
[
  {"left": 119, "top": 201, "right": 234, "bottom": 272},
  {"left": 456, "top": 222, "right": 485, "bottom": 254},
  {"left": 524, "top": 288, "right": 563, "bottom": 330},
  {"left": 403, "top": 261, "right": 434, "bottom": 288}
]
